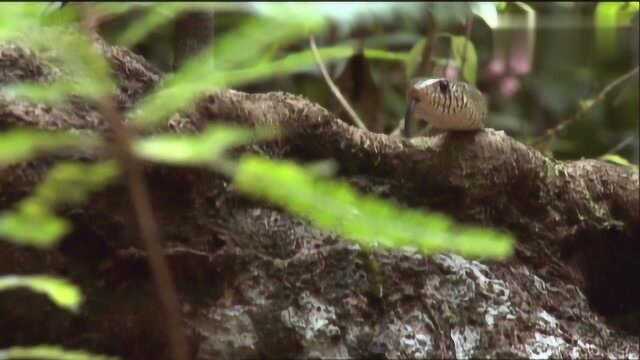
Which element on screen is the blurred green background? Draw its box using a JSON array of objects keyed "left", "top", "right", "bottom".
[
  {"left": 90, "top": 2, "right": 639, "bottom": 164},
  {"left": 42, "top": 2, "right": 640, "bottom": 164},
  {"left": 98, "top": 2, "right": 638, "bottom": 164}
]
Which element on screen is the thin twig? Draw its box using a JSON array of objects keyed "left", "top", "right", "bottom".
[
  {"left": 602, "top": 135, "right": 636, "bottom": 156},
  {"left": 422, "top": 10, "right": 437, "bottom": 77},
  {"left": 309, "top": 35, "right": 367, "bottom": 130},
  {"left": 531, "top": 66, "right": 639, "bottom": 147},
  {"left": 99, "top": 100, "right": 190, "bottom": 360},
  {"left": 77, "top": 6, "right": 190, "bottom": 360}
]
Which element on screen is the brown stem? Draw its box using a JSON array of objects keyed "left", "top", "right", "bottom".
[
  {"left": 309, "top": 35, "right": 367, "bottom": 130},
  {"left": 98, "top": 99, "right": 190, "bottom": 360},
  {"left": 532, "top": 66, "right": 639, "bottom": 147},
  {"left": 72, "top": 5, "right": 190, "bottom": 358}
]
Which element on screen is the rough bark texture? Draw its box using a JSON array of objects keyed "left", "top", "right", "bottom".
[{"left": 0, "top": 37, "right": 638, "bottom": 360}]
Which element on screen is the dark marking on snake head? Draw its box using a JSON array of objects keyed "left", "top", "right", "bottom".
[{"left": 438, "top": 80, "right": 450, "bottom": 95}]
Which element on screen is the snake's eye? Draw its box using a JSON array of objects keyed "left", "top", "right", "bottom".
[{"left": 438, "top": 80, "right": 449, "bottom": 94}]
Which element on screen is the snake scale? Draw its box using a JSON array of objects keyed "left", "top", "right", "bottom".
[{"left": 404, "top": 78, "right": 488, "bottom": 137}]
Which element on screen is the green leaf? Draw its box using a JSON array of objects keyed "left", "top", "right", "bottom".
[
  {"left": 234, "top": 156, "right": 514, "bottom": 259},
  {"left": 0, "top": 209, "right": 70, "bottom": 248},
  {"left": 221, "top": 45, "right": 354, "bottom": 85},
  {"left": 111, "top": 3, "right": 244, "bottom": 47},
  {"left": 0, "top": 3, "right": 48, "bottom": 41},
  {"left": 134, "top": 125, "right": 275, "bottom": 166},
  {"left": 618, "top": 2, "right": 640, "bottom": 24},
  {"left": 595, "top": 2, "right": 639, "bottom": 57},
  {"left": 129, "top": 13, "right": 328, "bottom": 126},
  {"left": 0, "top": 275, "right": 82, "bottom": 312},
  {"left": 4, "top": 82, "right": 73, "bottom": 104},
  {"left": 4, "top": 80, "right": 107, "bottom": 105},
  {"left": 0, "top": 129, "right": 100, "bottom": 166},
  {"left": 0, "top": 161, "right": 119, "bottom": 248},
  {"left": 405, "top": 38, "right": 428, "bottom": 80},
  {"left": 595, "top": 2, "right": 624, "bottom": 55},
  {"left": 451, "top": 35, "right": 478, "bottom": 84},
  {"left": 1, "top": 4, "right": 113, "bottom": 103},
  {"left": 579, "top": 99, "right": 596, "bottom": 112},
  {"left": 114, "top": 3, "right": 189, "bottom": 47},
  {"left": 0, "top": 345, "right": 117, "bottom": 360},
  {"left": 32, "top": 161, "right": 120, "bottom": 206},
  {"left": 599, "top": 154, "right": 636, "bottom": 168},
  {"left": 131, "top": 45, "right": 354, "bottom": 126},
  {"left": 2, "top": 29, "right": 115, "bottom": 104},
  {"left": 363, "top": 49, "right": 408, "bottom": 63}
]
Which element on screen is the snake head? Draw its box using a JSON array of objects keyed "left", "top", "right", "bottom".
[{"left": 404, "top": 78, "right": 487, "bottom": 135}]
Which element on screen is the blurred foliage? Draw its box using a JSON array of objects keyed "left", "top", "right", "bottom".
[
  {"left": 90, "top": 2, "right": 639, "bottom": 162},
  {"left": 0, "top": 129, "right": 100, "bottom": 166},
  {"left": 600, "top": 153, "right": 639, "bottom": 169},
  {"left": 450, "top": 35, "right": 479, "bottom": 84},
  {"left": 134, "top": 125, "right": 276, "bottom": 166},
  {"left": 0, "top": 275, "right": 82, "bottom": 312},
  {"left": 0, "top": 3, "right": 49, "bottom": 40},
  {"left": 406, "top": 38, "right": 428, "bottom": 80},
  {"left": 527, "top": 2, "right": 638, "bottom": 161},
  {"left": 235, "top": 155, "right": 513, "bottom": 259},
  {"left": 0, "top": 345, "right": 118, "bottom": 360},
  {"left": 3, "top": 29, "right": 114, "bottom": 103},
  {"left": 595, "top": 2, "right": 639, "bottom": 57},
  {"left": 133, "top": 127, "right": 515, "bottom": 259},
  {"left": 0, "top": 161, "right": 119, "bottom": 247},
  {"left": 217, "top": 2, "right": 640, "bottom": 162},
  {"left": 2, "top": 5, "right": 113, "bottom": 103}
]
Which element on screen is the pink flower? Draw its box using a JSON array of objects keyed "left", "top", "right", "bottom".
[
  {"left": 445, "top": 66, "right": 460, "bottom": 80},
  {"left": 488, "top": 57, "right": 506, "bottom": 77},
  {"left": 499, "top": 76, "right": 521, "bottom": 98},
  {"left": 509, "top": 49, "right": 532, "bottom": 75}
]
